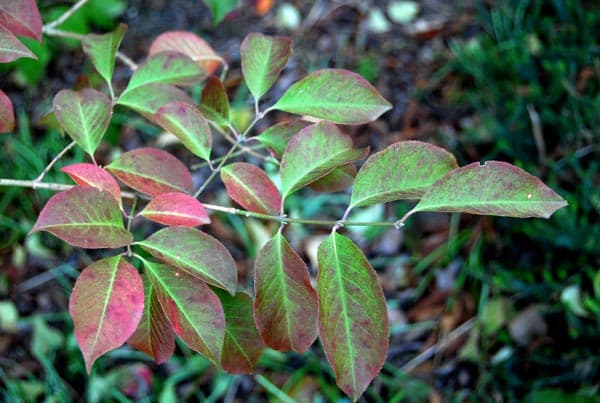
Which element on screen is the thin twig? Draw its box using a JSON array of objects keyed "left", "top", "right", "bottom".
[
  {"left": 116, "top": 51, "right": 138, "bottom": 70},
  {"left": 194, "top": 139, "right": 244, "bottom": 198},
  {"left": 34, "top": 141, "right": 76, "bottom": 182},
  {"left": 526, "top": 104, "right": 546, "bottom": 163},
  {"left": 43, "top": 0, "right": 90, "bottom": 30}
]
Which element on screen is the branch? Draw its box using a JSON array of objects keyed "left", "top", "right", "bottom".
[
  {"left": 43, "top": 0, "right": 90, "bottom": 31},
  {"left": 34, "top": 141, "right": 76, "bottom": 182}
]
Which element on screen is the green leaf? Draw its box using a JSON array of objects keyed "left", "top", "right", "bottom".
[
  {"left": 317, "top": 233, "right": 389, "bottom": 401},
  {"left": 255, "top": 120, "right": 309, "bottom": 159},
  {"left": 350, "top": 141, "right": 458, "bottom": 208},
  {"left": 154, "top": 101, "right": 212, "bottom": 161},
  {"left": 241, "top": 33, "right": 291, "bottom": 101},
  {"left": 123, "top": 51, "right": 204, "bottom": 94},
  {"left": 213, "top": 289, "right": 264, "bottom": 374},
  {"left": 310, "top": 163, "right": 357, "bottom": 193},
  {"left": 53, "top": 88, "right": 112, "bottom": 156},
  {"left": 254, "top": 233, "right": 318, "bottom": 352},
  {"left": 0, "top": 23, "right": 36, "bottom": 62},
  {"left": 128, "top": 274, "right": 176, "bottom": 364},
  {"left": 117, "top": 83, "right": 192, "bottom": 119},
  {"left": 272, "top": 69, "right": 392, "bottom": 125},
  {"left": 221, "top": 163, "right": 282, "bottom": 215},
  {"left": 144, "top": 260, "right": 225, "bottom": 366},
  {"left": 200, "top": 76, "right": 230, "bottom": 125},
  {"left": 413, "top": 161, "right": 568, "bottom": 218},
  {"left": 106, "top": 147, "right": 194, "bottom": 196},
  {"left": 280, "top": 121, "right": 367, "bottom": 198},
  {"left": 69, "top": 256, "right": 144, "bottom": 372},
  {"left": 137, "top": 226, "right": 238, "bottom": 293},
  {"left": 30, "top": 187, "right": 132, "bottom": 249},
  {"left": 82, "top": 23, "right": 127, "bottom": 89},
  {"left": 202, "top": 0, "right": 239, "bottom": 25}
]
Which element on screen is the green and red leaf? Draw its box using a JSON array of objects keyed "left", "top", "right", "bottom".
[
  {"left": 254, "top": 233, "right": 318, "bottom": 352},
  {"left": 310, "top": 163, "right": 357, "bottom": 193},
  {"left": 280, "top": 122, "right": 367, "bottom": 198},
  {"left": 317, "top": 233, "right": 389, "bottom": 401},
  {"left": 221, "top": 163, "right": 281, "bottom": 215},
  {"left": 137, "top": 227, "right": 238, "bottom": 293},
  {"left": 149, "top": 31, "right": 223, "bottom": 75},
  {"left": 117, "top": 83, "right": 192, "bottom": 118},
  {"left": 30, "top": 187, "right": 132, "bottom": 249},
  {"left": 350, "top": 141, "right": 458, "bottom": 208},
  {"left": 69, "top": 256, "right": 144, "bottom": 372},
  {"left": 0, "top": 0, "right": 41, "bottom": 41},
  {"left": 82, "top": 23, "right": 127, "bottom": 88},
  {"left": 60, "top": 163, "right": 122, "bottom": 207},
  {"left": 106, "top": 147, "right": 194, "bottom": 196},
  {"left": 0, "top": 23, "right": 36, "bottom": 62},
  {"left": 144, "top": 260, "right": 225, "bottom": 366},
  {"left": 138, "top": 192, "right": 210, "bottom": 227},
  {"left": 214, "top": 289, "right": 264, "bottom": 373},
  {"left": 273, "top": 69, "right": 392, "bottom": 125},
  {"left": 413, "top": 161, "right": 568, "bottom": 218},
  {"left": 241, "top": 32, "right": 291, "bottom": 101},
  {"left": 154, "top": 101, "right": 212, "bottom": 162},
  {"left": 128, "top": 273, "right": 176, "bottom": 364},
  {"left": 0, "top": 89, "right": 14, "bottom": 133},
  {"left": 255, "top": 120, "right": 309, "bottom": 159},
  {"left": 200, "top": 76, "right": 230, "bottom": 125},
  {"left": 53, "top": 88, "right": 112, "bottom": 156}
]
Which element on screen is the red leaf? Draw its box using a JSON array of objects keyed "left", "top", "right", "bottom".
[
  {"left": 69, "top": 256, "right": 144, "bottom": 372},
  {"left": 139, "top": 192, "right": 210, "bottom": 227},
  {"left": 128, "top": 274, "right": 175, "bottom": 364},
  {"left": 254, "top": 233, "right": 318, "bottom": 352},
  {"left": 149, "top": 31, "right": 223, "bottom": 75},
  {"left": 0, "top": 89, "right": 14, "bottom": 133},
  {"left": 220, "top": 163, "right": 281, "bottom": 215},
  {"left": 30, "top": 187, "right": 132, "bottom": 249},
  {"left": 0, "top": 23, "right": 36, "bottom": 63},
  {"left": 0, "top": 0, "right": 42, "bottom": 41},
  {"left": 106, "top": 148, "right": 194, "bottom": 196},
  {"left": 60, "top": 163, "right": 122, "bottom": 207}
]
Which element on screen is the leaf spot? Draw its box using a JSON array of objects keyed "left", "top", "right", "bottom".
[{"left": 527, "top": 193, "right": 533, "bottom": 199}]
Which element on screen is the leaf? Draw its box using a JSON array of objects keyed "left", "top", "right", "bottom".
[
  {"left": 200, "top": 76, "right": 230, "bottom": 124},
  {"left": 213, "top": 289, "right": 264, "bottom": 373},
  {"left": 413, "top": 161, "right": 568, "bottom": 218},
  {"left": 154, "top": 101, "right": 212, "bottom": 162},
  {"left": 241, "top": 33, "right": 291, "bottom": 101},
  {"left": 280, "top": 122, "right": 367, "bottom": 198},
  {"left": 138, "top": 192, "right": 211, "bottom": 227},
  {"left": 317, "top": 233, "right": 389, "bottom": 401},
  {"left": 144, "top": 260, "right": 225, "bottom": 365},
  {"left": 128, "top": 273, "right": 175, "bottom": 364},
  {"left": 124, "top": 51, "right": 204, "bottom": 94},
  {"left": 255, "top": 120, "right": 309, "bottom": 159},
  {"left": 0, "top": 88, "right": 14, "bottom": 133},
  {"left": 30, "top": 187, "right": 132, "bottom": 249},
  {"left": 220, "top": 163, "right": 281, "bottom": 215},
  {"left": 254, "top": 233, "right": 318, "bottom": 352},
  {"left": 272, "top": 69, "right": 392, "bottom": 125},
  {"left": 0, "top": 0, "right": 42, "bottom": 41},
  {"left": 53, "top": 88, "right": 112, "bottom": 156},
  {"left": 350, "top": 141, "right": 458, "bottom": 208},
  {"left": 310, "top": 164, "right": 357, "bottom": 193},
  {"left": 117, "top": 83, "right": 192, "bottom": 118},
  {"left": 60, "top": 163, "right": 122, "bottom": 207},
  {"left": 149, "top": 31, "right": 223, "bottom": 75},
  {"left": 137, "top": 226, "right": 237, "bottom": 293},
  {"left": 0, "top": 23, "right": 36, "bottom": 62},
  {"left": 106, "top": 147, "right": 194, "bottom": 196},
  {"left": 69, "top": 256, "right": 144, "bottom": 372},
  {"left": 82, "top": 23, "right": 127, "bottom": 88},
  {"left": 202, "top": 0, "right": 240, "bottom": 25}
]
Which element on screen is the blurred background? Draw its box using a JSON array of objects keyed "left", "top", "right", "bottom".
[{"left": 0, "top": 0, "right": 599, "bottom": 401}]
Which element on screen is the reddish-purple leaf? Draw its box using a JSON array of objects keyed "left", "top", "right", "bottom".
[
  {"left": 128, "top": 273, "right": 175, "bottom": 364},
  {"left": 144, "top": 260, "right": 225, "bottom": 366},
  {"left": 106, "top": 148, "right": 194, "bottom": 196},
  {"left": 60, "top": 163, "right": 122, "bottom": 207},
  {"left": 0, "top": 0, "right": 42, "bottom": 41},
  {"left": 255, "top": 120, "right": 309, "bottom": 159},
  {"left": 0, "top": 88, "right": 14, "bottom": 133},
  {"left": 149, "top": 31, "right": 223, "bottom": 75},
  {"left": 317, "top": 233, "right": 389, "bottom": 401},
  {"left": 0, "top": 23, "right": 36, "bottom": 62},
  {"left": 214, "top": 289, "right": 264, "bottom": 373},
  {"left": 154, "top": 101, "right": 212, "bottom": 162},
  {"left": 138, "top": 192, "right": 210, "bottom": 227},
  {"left": 220, "top": 163, "right": 281, "bottom": 215},
  {"left": 69, "top": 256, "right": 144, "bottom": 372},
  {"left": 30, "top": 187, "right": 132, "bottom": 249},
  {"left": 137, "top": 227, "right": 238, "bottom": 294},
  {"left": 254, "top": 233, "right": 318, "bottom": 352},
  {"left": 200, "top": 76, "right": 230, "bottom": 125},
  {"left": 310, "top": 163, "right": 357, "bottom": 193}
]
